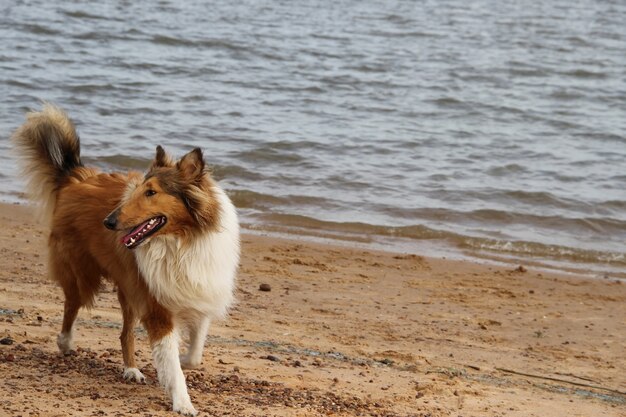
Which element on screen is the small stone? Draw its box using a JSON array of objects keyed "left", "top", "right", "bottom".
[
  {"left": 5, "top": 353, "right": 15, "bottom": 362},
  {"left": 0, "top": 337, "right": 14, "bottom": 345},
  {"left": 259, "top": 283, "right": 272, "bottom": 292},
  {"left": 262, "top": 355, "right": 280, "bottom": 362},
  {"left": 37, "top": 316, "right": 43, "bottom": 322},
  {"left": 515, "top": 265, "right": 527, "bottom": 273}
]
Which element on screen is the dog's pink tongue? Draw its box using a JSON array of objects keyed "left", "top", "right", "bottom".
[{"left": 121, "top": 220, "right": 151, "bottom": 245}]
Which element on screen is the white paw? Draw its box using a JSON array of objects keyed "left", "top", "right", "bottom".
[
  {"left": 56, "top": 332, "right": 73, "bottom": 355},
  {"left": 179, "top": 354, "right": 202, "bottom": 370},
  {"left": 123, "top": 367, "right": 146, "bottom": 383},
  {"left": 173, "top": 398, "right": 197, "bottom": 416}
]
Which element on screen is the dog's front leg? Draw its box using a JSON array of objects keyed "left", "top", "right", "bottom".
[
  {"left": 118, "top": 289, "right": 145, "bottom": 383},
  {"left": 181, "top": 316, "right": 210, "bottom": 369},
  {"left": 144, "top": 306, "right": 197, "bottom": 416}
]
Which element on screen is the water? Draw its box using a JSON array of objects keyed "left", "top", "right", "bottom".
[{"left": 1, "top": 0, "right": 625, "bottom": 276}]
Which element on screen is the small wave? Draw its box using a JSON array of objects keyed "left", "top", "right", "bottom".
[
  {"left": 262, "top": 85, "right": 325, "bottom": 94},
  {"left": 62, "top": 10, "right": 114, "bottom": 21},
  {"left": 4, "top": 80, "right": 36, "bottom": 90},
  {"left": 150, "top": 35, "right": 284, "bottom": 60},
  {"left": 211, "top": 165, "right": 262, "bottom": 182},
  {"left": 566, "top": 36, "right": 593, "bottom": 47},
  {"left": 256, "top": 213, "right": 449, "bottom": 240},
  {"left": 151, "top": 35, "right": 196, "bottom": 47},
  {"left": 507, "top": 68, "right": 549, "bottom": 78},
  {"left": 228, "top": 190, "right": 333, "bottom": 211},
  {"left": 552, "top": 173, "right": 586, "bottom": 183},
  {"left": 20, "top": 23, "right": 61, "bottom": 36},
  {"left": 524, "top": 113, "right": 585, "bottom": 130},
  {"left": 461, "top": 238, "right": 626, "bottom": 267},
  {"left": 310, "top": 33, "right": 351, "bottom": 42},
  {"left": 599, "top": 200, "right": 626, "bottom": 211},
  {"left": 574, "top": 132, "right": 626, "bottom": 144},
  {"left": 151, "top": 34, "right": 246, "bottom": 52},
  {"left": 548, "top": 89, "right": 585, "bottom": 101},
  {"left": 234, "top": 142, "right": 319, "bottom": 165},
  {"left": 498, "top": 190, "right": 575, "bottom": 208},
  {"left": 368, "top": 30, "right": 441, "bottom": 39},
  {"left": 428, "top": 97, "right": 467, "bottom": 108},
  {"left": 344, "top": 64, "right": 388, "bottom": 73},
  {"left": 486, "top": 164, "right": 528, "bottom": 177},
  {"left": 66, "top": 83, "right": 117, "bottom": 94},
  {"left": 505, "top": 61, "right": 550, "bottom": 77},
  {"left": 382, "top": 14, "right": 413, "bottom": 24},
  {"left": 83, "top": 155, "right": 150, "bottom": 170},
  {"left": 77, "top": 31, "right": 133, "bottom": 41},
  {"left": 321, "top": 176, "right": 371, "bottom": 192},
  {"left": 228, "top": 190, "right": 285, "bottom": 209},
  {"left": 257, "top": 140, "right": 325, "bottom": 152},
  {"left": 561, "top": 69, "right": 608, "bottom": 79},
  {"left": 248, "top": 212, "right": 626, "bottom": 268},
  {"left": 377, "top": 204, "right": 626, "bottom": 235},
  {"left": 66, "top": 80, "right": 156, "bottom": 94}
]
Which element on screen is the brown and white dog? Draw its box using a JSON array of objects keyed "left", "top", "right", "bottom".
[{"left": 12, "top": 104, "right": 240, "bottom": 416}]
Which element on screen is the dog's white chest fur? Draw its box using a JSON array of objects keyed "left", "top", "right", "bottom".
[{"left": 134, "top": 188, "right": 239, "bottom": 318}]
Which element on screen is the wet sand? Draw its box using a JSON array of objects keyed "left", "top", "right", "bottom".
[{"left": 0, "top": 202, "right": 624, "bottom": 416}]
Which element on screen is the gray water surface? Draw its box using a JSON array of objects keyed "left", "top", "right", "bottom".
[{"left": 1, "top": 0, "right": 625, "bottom": 273}]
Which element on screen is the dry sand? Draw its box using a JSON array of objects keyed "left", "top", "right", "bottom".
[{"left": 0, "top": 202, "right": 624, "bottom": 417}]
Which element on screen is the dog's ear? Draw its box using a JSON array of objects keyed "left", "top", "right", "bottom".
[
  {"left": 151, "top": 145, "right": 174, "bottom": 168},
  {"left": 177, "top": 148, "right": 205, "bottom": 180}
]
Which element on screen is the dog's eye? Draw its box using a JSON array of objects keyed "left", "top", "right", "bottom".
[{"left": 145, "top": 189, "right": 157, "bottom": 197}]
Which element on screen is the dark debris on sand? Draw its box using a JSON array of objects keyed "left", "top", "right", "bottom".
[{"left": 0, "top": 344, "right": 427, "bottom": 417}]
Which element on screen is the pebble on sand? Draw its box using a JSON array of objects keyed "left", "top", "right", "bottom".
[{"left": 0, "top": 337, "right": 14, "bottom": 345}]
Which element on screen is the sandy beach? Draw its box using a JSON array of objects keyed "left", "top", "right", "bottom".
[{"left": 0, "top": 202, "right": 624, "bottom": 417}]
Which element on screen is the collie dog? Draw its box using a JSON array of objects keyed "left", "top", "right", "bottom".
[{"left": 12, "top": 104, "right": 240, "bottom": 416}]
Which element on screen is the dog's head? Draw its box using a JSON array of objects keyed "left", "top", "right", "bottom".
[{"left": 103, "top": 146, "right": 220, "bottom": 249}]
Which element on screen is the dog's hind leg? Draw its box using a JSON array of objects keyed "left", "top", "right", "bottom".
[
  {"left": 118, "top": 288, "right": 146, "bottom": 383},
  {"left": 180, "top": 316, "right": 210, "bottom": 369},
  {"left": 144, "top": 302, "right": 197, "bottom": 416},
  {"left": 57, "top": 282, "right": 81, "bottom": 354},
  {"left": 49, "top": 246, "right": 82, "bottom": 355},
  {"left": 50, "top": 239, "right": 101, "bottom": 355}
]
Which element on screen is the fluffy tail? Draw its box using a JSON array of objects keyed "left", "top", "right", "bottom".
[{"left": 12, "top": 104, "right": 83, "bottom": 222}]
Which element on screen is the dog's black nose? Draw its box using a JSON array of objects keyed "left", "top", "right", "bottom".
[{"left": 103, "top": 215, "right": 117, "bottom": 230}]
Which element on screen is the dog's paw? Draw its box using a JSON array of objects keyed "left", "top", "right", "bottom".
[
  {"left": 123, "top": 367, "right": 146, "bottom": 383},
  {"left": 173, "top": 399, "right": 197, "bottom": 416},
  {"left": 179, "top": 354, "right": 202, "bottom": 370},
  {"left": 56, "top": 332, "right": 73, "bottom": 355}
]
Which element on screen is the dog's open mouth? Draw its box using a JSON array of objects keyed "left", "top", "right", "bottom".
[{"left": 121, "top": 216, "right": 167, "bottom": 249}]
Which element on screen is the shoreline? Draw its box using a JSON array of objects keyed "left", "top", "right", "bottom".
[
  {"left": 0, "top": 202, "right": 624, "bottom": 416},
  {"left": 231, "top": 209, "right": 626, "bottom": 280},
  {"left": 3, "top": 193, "right": 624, "bottom": 280},
  {"left": 241, "top": 224, "right": 626, "bottom": 282}
]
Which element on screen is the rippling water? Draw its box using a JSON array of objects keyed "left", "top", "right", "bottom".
[{"left": 1, "top": 0, "right": 625, "bottom": 275}]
